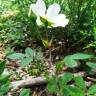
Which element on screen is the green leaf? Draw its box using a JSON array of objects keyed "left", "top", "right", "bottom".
[
  {"left": 25, "top": 47, "right": 33, "bottom": 57},
  {"left": 60, "top": 73, "right": 73, "bottom": 85},
  {"left": 35, "top": 51, "right": 44, "bottom": 61},
  {"left": 64, "top": 53, "right": 93, "bottom": 68},
  {"left": 0, "top": 75, "right": 9, "bottom": 84},
  {"left": 0, "top": 83, "right": 10, "bottom": 95},
  {"left": 20, "top": 88, "right": 30, "bottom": 96},
  {"left": 88, "top": 85, "right": 96, "bottom": 95},
  {"left": 7, "top": 53, "right": 25, "bottom": 60},
  {"left": 42, "top": 40, "right": 49, "bottom": 48},
  {"left": 56, "top": 61, "right": 64, "bottom": 72},
  {"left": 74, "top": 76, "right": 85, "bottom": 90},
  {"left": 86, "top": 62, "right": 96, "bottom": 69},
  {"left": 62, "top": 87, "right": 70, "bottom": 96},
  {"left": 67, "top": 86, "right": 84, "bottom": 96},
  {"left": 64, "top": 55, "right": 78, "bottom": 68},
  {"left": 20, "top": 57, "right": 33, "bottom": 67},
  {"left": 70, "top": 53, "right": 93, "bottom": 60},
  {"left": 0, "top": 61, "right": 6, "bottom": 75},
  {"left": 47, "top": 76, "right": 58, "bottom": 94}
]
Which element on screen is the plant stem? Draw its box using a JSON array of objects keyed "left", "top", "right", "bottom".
[{"left": 49, "top": 48, "right": 53, "bottom": 67}]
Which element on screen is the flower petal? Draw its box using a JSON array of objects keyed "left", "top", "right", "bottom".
[
  {"left": 30, "top": 0, "right": 46, "bottom": 16},
  {"left": 52, "top": 14, "right": 69, "bottom": 27},
  {"left": 36, "top": 0, "right": 46, "bottom": 16},
  {"left": 36, "top": 16, "right": 43, "bottom": 26},
  {"left": 30, "top": 4, "right": 39, "bottom": 16},
  {"left": 47, "top": 3, "right": 60, "bottom": 20}
]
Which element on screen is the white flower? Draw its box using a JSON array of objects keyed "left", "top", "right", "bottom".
[{"left": 28, "top": 0, "right": 69, "bottom": 27}]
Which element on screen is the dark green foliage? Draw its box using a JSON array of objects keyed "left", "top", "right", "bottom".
[
  {"left": 47, "top": 76, "right": 58, "bottom": 94},
  {"left": 0, "top": 61, "right": 6, "bottom": 75},
  {"left": 47, "top": 74, "right": 96, "bottom": 96},
  {"left": 7, "top": 47, "right": 44, "bottom": 67},
  {"left": 25, "top": 47, "right": 34, "bottom": 57},
  {"left": 74, "top": 76, "right": 85, "bottom": 90},
  {"left": 20, "top": 88, "right": 30, "bottom": 96},
  {"left": 0, "top": 83, "right": 10, "bottom": 95},
  {"left": 7, "top": 53, "right": 25, "bottom": 60},
  {"left": 86, "top": 62, "right": 96, "bottom": 69},
  {"left": 47, "top": 73, "right": 85, "bottom": 96},
  {"left": 63, "top": 53, "right": 93, "bottom": 68},
  {"left": 88, "top": 85, "right": 96, "bottom": 95},
  {"left": 60, "top": 73, "right": 73, "bottom": 85},
  {"left": 56, "top": 61, "right": 64, "bottom": 72},
  {"left": 0, "top": 61, "right": 10, "bottom": 95},
  {"left": 65, "top": 86, "right": 84, "bottom": 96}
]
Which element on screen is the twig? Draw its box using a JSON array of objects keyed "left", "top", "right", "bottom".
[
  {"left": 11, "top": 77, "right": 47, "bottom": 88},
  {"left": 10, "top": 72, "right": 86, "bottom": 89},
  {"left": 48, "top": 48, "right": 56, "bottom": 76},
  {"left": 87, "top": 77, "right": 96, "bottom": 82}
]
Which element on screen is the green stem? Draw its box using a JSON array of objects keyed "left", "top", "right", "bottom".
[{"left": 36, "top": 26, "right": 43, "bottom": 40}]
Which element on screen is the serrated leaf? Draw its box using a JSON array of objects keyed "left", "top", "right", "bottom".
[
  {"left": 86, "top": 62, "right": 96, "bottom": 69},
  {"left": 20, "top": 88, "right": 30, "bottom": 96},
  {"left": 20, "top": 57, "right": 33, "bottom": 67},
  {"left": 64, "top": 55, "right": 78, "bottom": 68},
  {"left": 67, "top": 86, "right": 84, "bottom": 96},
  {"left": 7, "top": 53, "right": 25, "bottom": 60},
  {"left": 0, "top": 61, "right": 6, "bottom": 75},
  {"left": 62, "top": 87, "right": 70, "bottom": 96},
  {"left": 0, "top": 83, "right": 10, "bottom": 95},
  {"left": 88, "top": 85, "right": 96, "bottom": 95},
  {"left": 47, "top": 76, "right": 58, "bottom": 94},
  {"left": 60, "top": 73, "right": 73, "bottom": 85},
  {"left": 74, "top": 76, "right": 85, "bottom": 90},
  {"left": 25, "top": 47, "right": 33, "bottom": 57}
]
